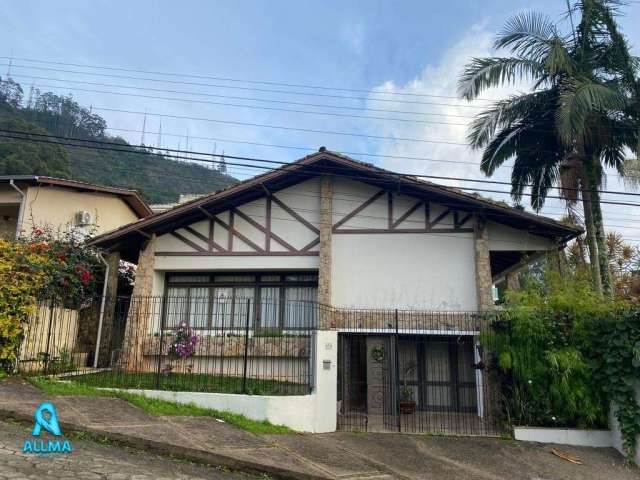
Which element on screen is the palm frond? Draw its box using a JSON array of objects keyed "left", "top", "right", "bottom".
[
  {"left": 555, "top": 77, "right": 627, "bottom": 143},
  {"left": 457, "top": 57, "right": 545, "bottom": 100},
  {"left": 495, "top": 11, "right": 559, "bottom": 59}
]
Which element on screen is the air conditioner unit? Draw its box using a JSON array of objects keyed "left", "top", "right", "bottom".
[{"left": 75, "top": 211, "right": 93, "bottom": 227}]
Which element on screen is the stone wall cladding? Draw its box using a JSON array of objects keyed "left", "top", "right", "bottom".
[
  {"left": 318, "top": 174, "right": 334, "bottom": 328},
  {"left": 474, "top": 216, "right": 494, "bottom": 311},
  {"left": 121, "top": 235, "right": 156, "bottom": 370},
  {"left": 141, "top": 335, "right": 311, "bottom": 358}
]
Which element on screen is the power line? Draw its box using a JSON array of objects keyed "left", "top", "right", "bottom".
[
  {"left": 8, "top": 80, "right": 474, "bottom": 127},
  {"left": 0, "top": 56, "right": 498, "bottom": 103},
  {"left": 6, "top": 72, "right": 478, "bottom": 120},
  {"left": 0, "top": 62, "right": 489, "bottom": 109},
  {"left": 2, "top": 127, "right": 639, "bottom": 198},
  {"left": 2, "top": 129, "right": 640, "bottom": 208}
]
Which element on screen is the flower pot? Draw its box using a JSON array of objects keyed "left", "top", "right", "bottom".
[{"left": 399, "top": 401, "right": 416, "bottom": 414}]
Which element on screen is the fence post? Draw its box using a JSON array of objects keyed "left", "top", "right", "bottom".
[
  {"left": 242, "top": 298, "right": 251, "bottom": 394},
  {"left": 156, "top": 297, "right": 166, "bottom": 389},
  {"left": 394, "top": 308, "right": 401, "bottom": 432},
  {"left": 43, "top": 300, "right": 55, "bottom": 376}
]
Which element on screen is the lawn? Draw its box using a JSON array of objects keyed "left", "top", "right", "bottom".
[
  {"left": 30, "top": 377, "right": 293, "bottom": 435},
  {"left": 68, "top": 371, "right": 309, "bottom": 395}
]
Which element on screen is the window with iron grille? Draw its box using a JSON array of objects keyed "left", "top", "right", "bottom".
[{"left": 163, "top": 272, "right": 318, "bottom": 330}]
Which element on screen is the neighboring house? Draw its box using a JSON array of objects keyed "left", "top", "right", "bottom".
[
  {"left": 0, "top": 175, "right": 152, "bottom": 239},
  {"left": 89, "top": 149, "right": 581, "bottom": 433},
  {"left": 149, "top": 193, "right": 206, "bottom": 214}
]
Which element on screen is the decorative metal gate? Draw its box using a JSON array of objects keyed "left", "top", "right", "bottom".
[{"left": 336, "top": 309, "right": 505, "bottom": 436}]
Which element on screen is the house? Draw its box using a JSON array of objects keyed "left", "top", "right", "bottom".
[
  {"left": 0, "top": 175, "right": 152, "bottom": 240},
  {"left": 88, "top": 149, "right": 580, "bottom": 433}
]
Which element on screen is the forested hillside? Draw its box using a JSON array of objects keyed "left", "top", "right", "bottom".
[{"left": 0, "top": 78, "right": 238, "bottom": 203}]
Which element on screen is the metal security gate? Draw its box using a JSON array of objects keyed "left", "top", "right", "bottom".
[{"left": 336, "top": 309, "right": 504, "bottom": 436}]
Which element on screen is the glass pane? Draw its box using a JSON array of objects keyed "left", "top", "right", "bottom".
[
  {"left": 260, "top": 287, "right": 280, "bottom": 328},
  {"left": 233, "top": 287, "right": 255, "bottom": 328},
  {"left": 284, "top": 274, "right": 317, "bottom": 282},
  {"left": 211, "top": 288, "right": 232, "bottom": 329},
  {"left": 214, "top": 275, "right": 255, "bottom": 283},
  {"left": 284, "top": 287, "right": 317, "bottom": 328},
  {"left": 165, "top": 287, "right": 188, "bottom": 328},
  {"left": 189, "top": 287, "right": 209, "bottom": 329},
  {"left": 260, "top": 275, "right": 280, "bottom": 282},
  {"left": 168, "top": 275, "right": 209, "bottom": 283},
  {"left": 424, "top": 340, "right": 451, "bottom": 408}
]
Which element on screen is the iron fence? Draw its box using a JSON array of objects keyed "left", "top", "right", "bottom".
[
  {"left": 18, "top": 296, "right": 319, "bottom": 396},
  {"left": 335, "top": 308, "right": 505, "bottom": 436}
]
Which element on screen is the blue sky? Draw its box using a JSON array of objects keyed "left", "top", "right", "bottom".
[{"left": 1, "top": 0, "right": 639, "bottom": 242}]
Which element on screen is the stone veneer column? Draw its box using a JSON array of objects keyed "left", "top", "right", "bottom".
[
  {"left": 505, "top": 272, "right": 520, "bottom": 292},
  {"left": 122, "top": 234, "right": 156, "bottom": 371},
  {"left": 318, "top": 175, "right": 334, "bottom": 329},
  {"left": 473, "top": 216, "right": 494, "bottom": 311},
  {"left": 97, "top": 251, "right": 121, "bottom": 367}
]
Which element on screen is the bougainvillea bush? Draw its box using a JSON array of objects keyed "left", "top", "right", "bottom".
[
  {"left": 0, "top": 225, "right": 103, "bottom": 370},
  {"left": 167, "top": 323, "right": 199, "bottom": 360}
]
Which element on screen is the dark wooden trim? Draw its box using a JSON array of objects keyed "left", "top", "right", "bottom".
[
  {"left": 135, "top": 229, "right": 151, "bottom": 239},
  {"left": 198, "top": 206, "right": 214, "bottom": 219},
  {"left": 228, "top": 210, "right": 234, "bottom": 251},
  {"left": 392, "top": 200, "right": 423, "bottom": 229},
  {"left": 425, "top": 201, "right": 430, "bottom": 229},
  {"left": 208, "top": 219, "right": 214, "bottom": 252},
  {"left": 271, "top": 195, "right": 320, "bottom": 234},
  {"left": 214, "top": 216, "right": 265, "bottom": 253},
  {"left": 332, "top": 189, "right": 385, "bottom": 230},
  {"left": 170, "top": 231, "right": 206, "bottom": 252},
  {"left": 183, "top": 225, "right": 209, "bottom": 244},
  {"left": 266, "top": 196, "right": 272, "bottom": 251},
  {"left": 387, "top": 191, "right": 393, "bottom": 230},
  {"left": 332, "top": 228, "right": 474, "bottom": 235},
  {"left": 429, "top": 209, "right": 451, "bottom": 228},
  {"left": 232, "top": 207, "right": 296, "bottom": 252},
  {"left": 456, "top": 213, "right": 473, "bottom": 228},
  {"left": 300, "top": 237, "right": 320, "bottom": 251},
  {"left": 156, "top": 251, "right": 319, "bottom": 257}
]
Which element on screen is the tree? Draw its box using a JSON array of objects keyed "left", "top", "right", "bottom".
[{"left": 458, "top": 1, "right": 639, "bottom": 295}]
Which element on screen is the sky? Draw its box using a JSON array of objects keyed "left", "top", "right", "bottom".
[{"left": 0, "top": 0, "right": 639, "bottom": 244}]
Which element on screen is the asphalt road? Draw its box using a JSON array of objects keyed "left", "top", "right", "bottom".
[{"left": 0, "top": 420, "right": 267, "bottom": 480}]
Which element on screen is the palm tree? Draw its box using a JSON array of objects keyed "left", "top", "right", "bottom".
[{"left": 458, "top": 1, "right": 638, "bottom": 295}]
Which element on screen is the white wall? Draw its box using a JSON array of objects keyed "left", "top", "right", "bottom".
[
  {"left": 610, "top": 385, "right": 640, "bottom": 465},
  {"left": 332, "top": 232, "right": 477, "bottom": 310},
  {"left": 487, "top": 221, "right": 554, "bottom": 251}
]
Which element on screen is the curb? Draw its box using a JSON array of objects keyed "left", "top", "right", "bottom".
[{"left": 0, "top": 408, "right": 333, "bottom": 480}]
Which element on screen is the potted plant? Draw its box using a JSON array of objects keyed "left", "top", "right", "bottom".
[{"left": 399, "top": 360, "right": 417, "bottom": 414}]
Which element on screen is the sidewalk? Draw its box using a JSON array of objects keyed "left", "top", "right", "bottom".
[{"left": 0, "top": 378, "right": 636, "bottom": 480}]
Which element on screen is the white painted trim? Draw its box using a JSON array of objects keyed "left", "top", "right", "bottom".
[{"left": 513, "top": 427, "right": 613, "bottom": 448}]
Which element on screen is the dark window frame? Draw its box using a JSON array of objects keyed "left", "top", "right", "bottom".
[{"left": 162, "top": 271, "right": 318, "bottom": 331}]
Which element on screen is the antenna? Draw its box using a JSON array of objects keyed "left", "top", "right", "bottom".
[
  {"left": 211, "top": 142, "right": 217, "bottom": 169},
  {"left": 156, "top": 118, "right": 163, "bottom": 149},
  {"left": 140, "top": 109, "right": 147, "bottom": 146},
  {"left": 5, "top": 58, "right": 12, "bottom": 79},
  {"left": 26, "top": 85, "right": 34, "bottom": 109},
  {"left": 185, "top": 128, "right": 189, "bottom": 151}
]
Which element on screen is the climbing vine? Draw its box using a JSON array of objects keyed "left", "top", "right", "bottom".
[{"left": 592, "top": 310, "right": 640, "bottom": 459}]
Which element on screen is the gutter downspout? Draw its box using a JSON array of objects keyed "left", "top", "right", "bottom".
[
  {"left": 9, "top": 179, "right": 26, "bottom": 238},
  {"left": 93, "top": 252, "right": 110, "bottom": 369}
]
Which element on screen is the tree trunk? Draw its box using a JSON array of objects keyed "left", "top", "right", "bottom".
[
  {"left": 584, "top": 157, "right": 612, "bottom": 296},
  {"left": 581, "top": 185, "right": 602, "bottom": 295}
]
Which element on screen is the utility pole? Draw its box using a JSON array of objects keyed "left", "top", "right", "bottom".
[{"left": 156, "top": 119, "right": 163, "bottom": 150}]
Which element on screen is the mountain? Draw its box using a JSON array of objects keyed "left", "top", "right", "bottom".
[{"left": 0, "top": 78, "right": 238, "bottom": 203}]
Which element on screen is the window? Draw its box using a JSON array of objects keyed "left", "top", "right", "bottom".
[{"left": 163, "top": 272, "right": 317, "bottom": 330}]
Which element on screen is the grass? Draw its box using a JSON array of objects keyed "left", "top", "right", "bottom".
[
  {"left": 68, "top": 371, "right": 308, "bottom": 396},
  {"left": 30, "top": 377, "right": 293, "bottom": 435}
]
